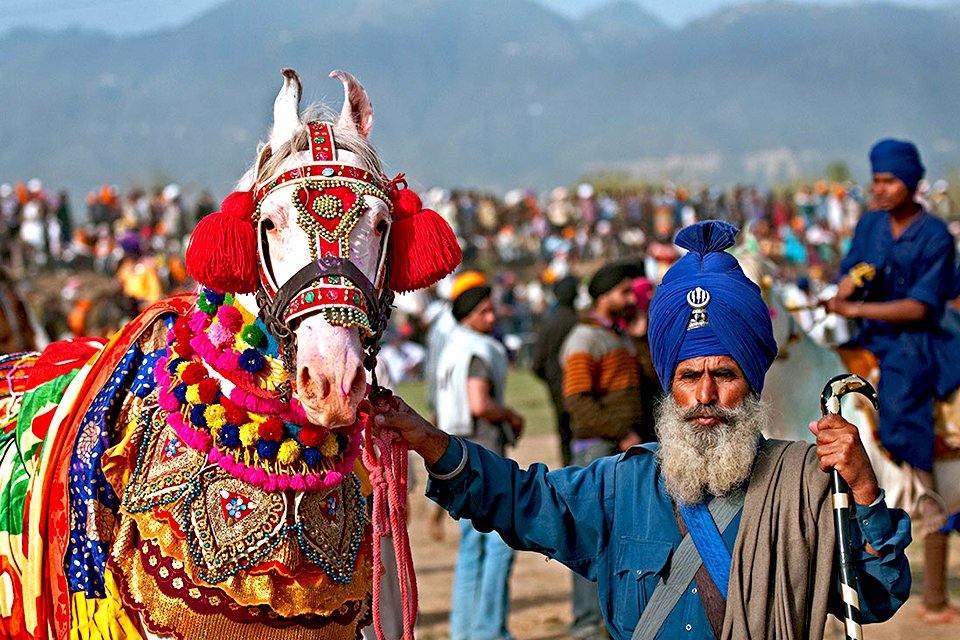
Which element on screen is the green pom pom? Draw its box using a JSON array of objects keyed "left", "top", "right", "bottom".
[{"left": 241, "top": 324, "right": 266, "bottom": 348}]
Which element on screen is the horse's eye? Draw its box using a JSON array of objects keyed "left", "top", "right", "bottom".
[
  {"left": 375, "top": 219, "right": 389, "bottom": 235},
  {"left": 263, "top": 218, "right": 276, "bottom": 231}
]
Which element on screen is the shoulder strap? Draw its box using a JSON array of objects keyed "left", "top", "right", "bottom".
[
  {"left": 678, "top": 500, "right": 734, "bottom": 599},
  {"left": 630, "top": 489, "right": 744, "bottom": 640}
]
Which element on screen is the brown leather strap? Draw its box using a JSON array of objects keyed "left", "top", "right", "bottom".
[{"left": 673, "top": 502, "right": 726, "bottom": 639}]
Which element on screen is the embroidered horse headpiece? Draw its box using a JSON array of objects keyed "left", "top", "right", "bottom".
[{"left": 185, "top": 72, "right": 460, "bottom": 312}]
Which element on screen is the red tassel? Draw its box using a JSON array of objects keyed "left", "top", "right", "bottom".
[
  {"left": 388, "top": 188, "right": 462, "bottom": 292},
  {"left": 186, "top": 190, "right": 259, "bottom": 293}
]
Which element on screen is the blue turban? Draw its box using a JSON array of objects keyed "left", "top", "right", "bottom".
[
  {"left": 870, "top": 138, "right": 925, "bottom": 192},
  {"left": 648, "top": 221, "right": 777, "bottom": 395}
]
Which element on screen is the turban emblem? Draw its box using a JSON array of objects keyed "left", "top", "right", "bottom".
[{"left": 686, "top": 287, "right": 710, "bottom": 330}]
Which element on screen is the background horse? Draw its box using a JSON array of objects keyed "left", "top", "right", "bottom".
[
  {"left": 0, "top": 69, "right": 458, "bottom": 640},
  {"left": 736, "top": 250, "right": 960, "bottom": 516}
]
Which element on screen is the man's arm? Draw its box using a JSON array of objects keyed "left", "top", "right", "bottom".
[
  {"left": 467, "top": 376, "right": 524, "bottom": 436},
  {"left": 810, "top": 414, "right": 912, "bottom": 622},
  {"left": 372, "top": 394, "right": 610, "bottom": 569},
  {"left": 824, "top": 296, "right": 929, "bottom": 323}
]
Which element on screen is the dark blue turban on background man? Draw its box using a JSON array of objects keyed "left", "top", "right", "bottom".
[
  {"left": 648, "top": 220, "right": 777, "bottom": 394},
  {"left": 869, "top": 138, "right": 925, "bottom": 192}
]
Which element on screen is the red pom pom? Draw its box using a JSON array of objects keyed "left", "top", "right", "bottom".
[
  {"left": 185, "top": 190, "right": 259, "bottom": 294},
  {"left": 181, "top": 362, "right": 207, "bottom": 385},
  {"left": 299, "top": 426, "right": 325, "bottom": 447},
  {"left": 223, "top": 399, "right": 248, "bottom": 426},
  {"left": 258, "top": 416, "right": 284, "bottom": 442},
  {"left": 197, "top": 378, "right": 220, "bottom": 404},
  {"left": 388, "top": 188, "right": 462, "bottom": 292}
]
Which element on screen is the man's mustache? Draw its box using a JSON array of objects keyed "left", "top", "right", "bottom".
[{"left": 680, "top": 403, "right": 737, "bottom": 424}]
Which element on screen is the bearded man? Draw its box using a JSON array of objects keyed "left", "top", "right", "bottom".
[{"left": 374, "top": 221, "right": 911, "bottom": 639}]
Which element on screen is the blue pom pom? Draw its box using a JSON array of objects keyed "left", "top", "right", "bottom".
[
  {"left": 239, "top": 348, "right": 266, "bottom": 374},
  {"left": 167, "top": 358, "right": 185, "bottom": 374},
  {"left": 189, "top": 404, "right": 207, "bottom": 428},
  {"left": 303, "top": 447, "right": 324, "bottom": 467},
  {"left": 204, "top": 290, "right": 225, "bottom": 306},
  {"left": 675, "top": 220, "right": 738, "bottom": 255},
  {"left": 220, "top": 424, "right": 241, "bottom": 448},
  {"left": 173, "top": 382, "right": 189, "bottom": 403},
  {"left": 257, "top": 439, "right": 280, "bottom": 459}
]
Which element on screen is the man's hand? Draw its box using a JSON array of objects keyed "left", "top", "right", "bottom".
[
  {"left": 371, "top": 394, "right": 451, "bottom": 465},
  {"left": 809, "top": 414, "right": 880, "bottom": 506},
  {"left": 506, "top": 409, "right": 524, "bottom": 440},
  {"left": 823, "top": 296, "right": 860, "bottom": 318}
]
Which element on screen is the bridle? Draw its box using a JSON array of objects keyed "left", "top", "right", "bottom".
[{"left": 252, "top": 121, "right": 396, "bottom": 397}]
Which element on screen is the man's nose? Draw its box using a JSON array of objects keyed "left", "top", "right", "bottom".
[{"left": 695, "top": 375, "right": 719, "bottom": 405}]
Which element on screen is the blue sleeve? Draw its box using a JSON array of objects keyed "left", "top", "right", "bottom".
[
  {"left": 828, "top": 497, "right": 912, "bottom": 623},
  {"left": 426, "top": 438, "right": 614, "bottom": 578},
  {"left": 906, "top": 232, "right": 956, "bottom": 309}
]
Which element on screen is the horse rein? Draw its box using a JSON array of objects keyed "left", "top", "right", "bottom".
[{"left": 252, "top": 121, "right": 395, "bottom": 397}]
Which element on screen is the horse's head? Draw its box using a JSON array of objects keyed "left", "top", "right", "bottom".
[{"left": 187, "top": 69, "right": 460, "bottom": 428}]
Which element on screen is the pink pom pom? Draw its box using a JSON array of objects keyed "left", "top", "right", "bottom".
[
  {"left": 305, "top": 474, "right": 323, "bottom": 491},
  {"left": 323, "top": 471, "right": 343, "bottom": 487},
  {"left": 208, "top": 448, "right": 224, "bottom": 463},
  {"left": 217, "top": 305, "right": 243, "bottom": 333},
  {"left": 189, "top": 311, "right": 209, "bottom": 333},
  {"left": 290, "top": 474, "right": 307, "bottom": 491},
  {"left": 208, "top": 322, "right": 234, "bottom": 348},
  {"left": 248, "top": 467, "right": 268, "bottom": 486},
  {"left": 158, "top": 390, "right": 180, "bottom": 412}
]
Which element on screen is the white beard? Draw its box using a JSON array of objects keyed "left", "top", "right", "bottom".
[{"left": 654, "top": 394, "right": 768, "bottom": 505}]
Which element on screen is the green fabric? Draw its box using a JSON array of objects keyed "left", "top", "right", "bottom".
[{"left": 0, "top": 370, "right": 79, "bottom": 535}]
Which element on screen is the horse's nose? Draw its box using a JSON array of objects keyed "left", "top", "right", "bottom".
[
  {"left": 298, "top": 367, "right": 332, "bottom": 401},
  {"left": 297, "top": 363, "right": 367, "bottom": 428}
]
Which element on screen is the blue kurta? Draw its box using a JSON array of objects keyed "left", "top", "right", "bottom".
[
  {"left": 840, "top": 209, "right": 960, "bottom": 470},
  {"left": 427, "top": 438, "right": 912, "bottom": 640}
]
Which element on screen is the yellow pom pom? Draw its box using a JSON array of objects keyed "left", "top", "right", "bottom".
[
  {"left": 320, "top": 434, "right": 339, "bottom": 457},
  {"left": 204, "top": 404, "right": 225, "bottom": 427},
  {"left": 186, "top": 385, "right": 202, "bottom": 405},
  {"left": 176, "top": 361, "right": 190, "bottom": 378},
  {"left": 240, "top": 422, "right": 259, "bottom": 446},
  {"left": 278, "top": 439, "right": 302, "bottom": 465}
]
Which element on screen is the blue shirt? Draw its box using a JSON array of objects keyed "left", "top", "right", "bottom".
[
  {"left": 427, "top": 439, "right": 911, "bottom": 640},
  {"left": 840, "top": 208, "right": 960, "bottom": 396},
  {"left": 841, "top": 209, "right": 956, "bottom": 334}
]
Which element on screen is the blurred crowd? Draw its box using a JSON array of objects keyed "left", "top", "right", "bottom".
[
  {"left": 0, "top": 174, "right": 956, "bottom": 363},
  {"left": 0, "top": 179, "right": 215, "bottom": 340}
]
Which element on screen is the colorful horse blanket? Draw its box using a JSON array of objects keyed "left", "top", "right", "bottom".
[{"left": 0, "top": 296, "right": 373, "bottom": 640}]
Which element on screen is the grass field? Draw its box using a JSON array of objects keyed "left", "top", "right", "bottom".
[{"left": 395, "top": 368, "right": 558, "bottom": 437}]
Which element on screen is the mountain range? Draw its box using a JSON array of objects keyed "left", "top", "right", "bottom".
[{"left": 1, "top": 0, "right": 958, "bottom": 197}]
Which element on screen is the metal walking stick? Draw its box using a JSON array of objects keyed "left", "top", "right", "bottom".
[{"left": 820, "top": 374, "right": 879, "bottom": 640}]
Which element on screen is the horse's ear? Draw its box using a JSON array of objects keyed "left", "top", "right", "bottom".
[
  {"left": 269, "top": 68, "right": 303, "bottom": 151},
  {"left": 330, "top": 70, "right": 374, "bottom": 138}
]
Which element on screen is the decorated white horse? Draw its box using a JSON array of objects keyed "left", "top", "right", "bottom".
[
  {"left": 0, "top": 69, "right": 460, "bottom": 640},
  {"left": 736, "top": 250, "right": 960, "bottom": 517}
]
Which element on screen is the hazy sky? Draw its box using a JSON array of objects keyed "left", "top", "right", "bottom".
[{"left": 0, "top": 0, "right": 955, "bottom": 34}]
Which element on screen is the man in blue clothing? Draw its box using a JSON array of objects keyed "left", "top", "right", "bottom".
[
  {"left": 826, "top": 138, "right": 960, "bottom": 532},
  {"left": 376, "top": 220, "right": 911, "bottom": 639}
]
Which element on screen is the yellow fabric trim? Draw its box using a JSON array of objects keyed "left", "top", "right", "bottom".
[{"left": 70, "top": 569, "right": 144, "bottom": 640}]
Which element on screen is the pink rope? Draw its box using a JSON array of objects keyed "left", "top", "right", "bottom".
[{"left": 363, "top": 417, "right": 418, "bottom": 640}]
